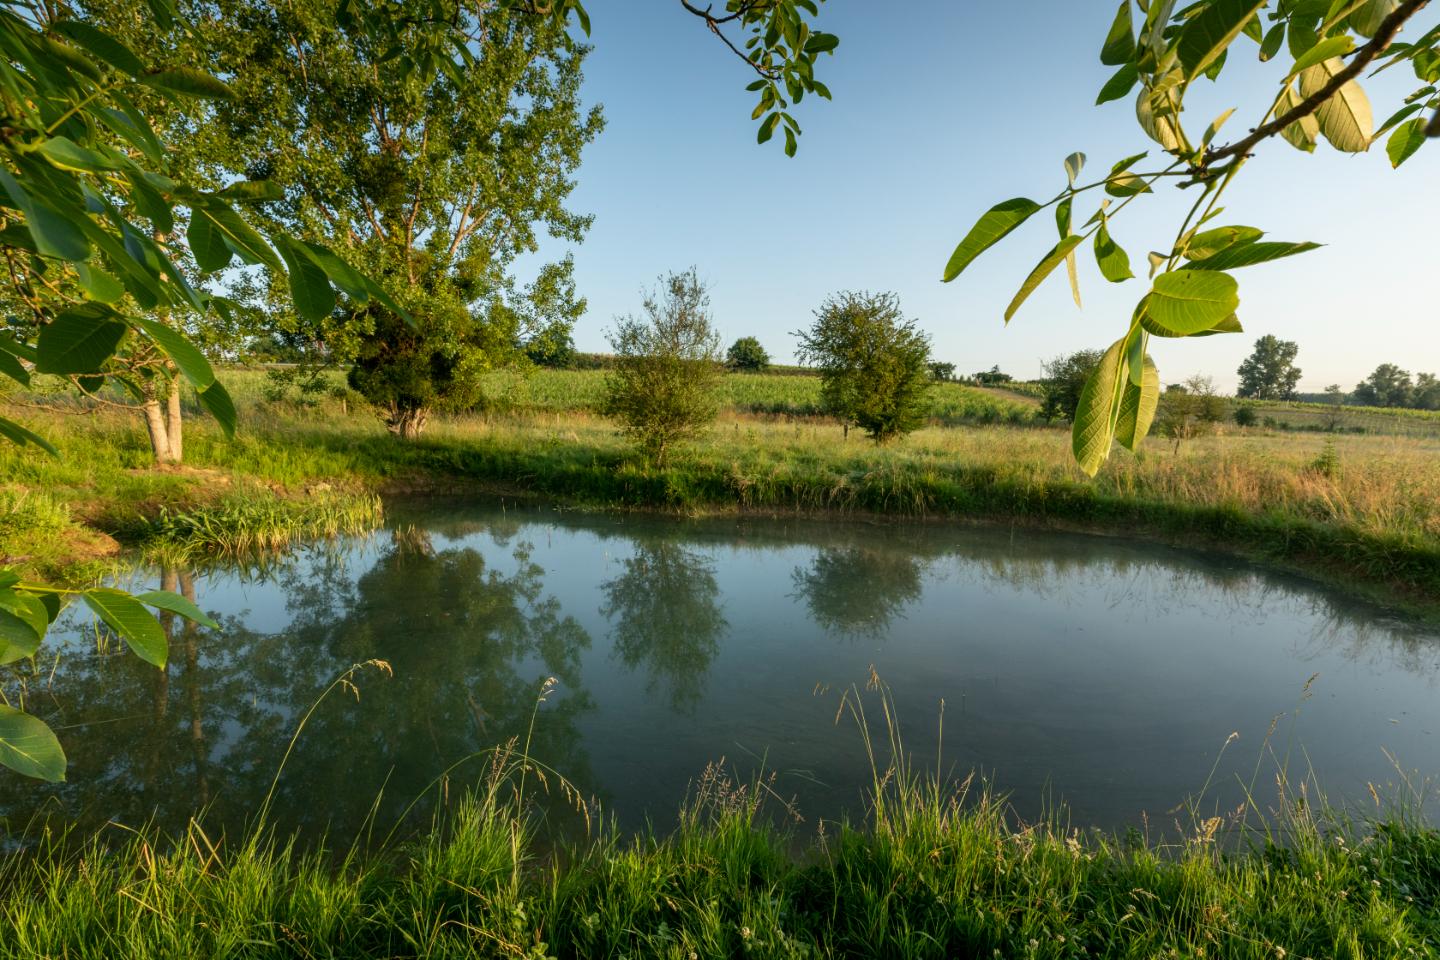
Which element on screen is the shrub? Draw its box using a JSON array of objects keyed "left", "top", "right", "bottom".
[
  {"left": 725, "top": 336, "right": 770, "bottom": 371},
  {"left": 1232, "top": 405, "right": 1258, "bottom": 427},
  {"left": 602, "top": 269, "right": 722, "bottom": 463},
  {"left": 1038, "top": 349, "right": 1103, "bottom": 423}
]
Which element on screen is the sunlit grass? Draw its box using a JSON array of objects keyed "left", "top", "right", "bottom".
[{"left": 4, "top": 371, "right": 1438, "bottom": 602}]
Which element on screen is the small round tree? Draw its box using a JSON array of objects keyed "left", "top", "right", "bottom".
[
  {"left": 602, "top": 269, "right": 722, "bottom": 463},
  {"left": 726, "top": 336, "right": 771, "bottom": 371},
  {"left": 793, "top": 291, "right": 932, "bottom": 443}
]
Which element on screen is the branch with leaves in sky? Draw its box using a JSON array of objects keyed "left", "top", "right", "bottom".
[{"left": 943, "top": 0, "right": 1438, "bottom": 476}]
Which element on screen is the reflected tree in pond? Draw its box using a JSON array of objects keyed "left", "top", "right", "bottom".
[
  {"left": 790, "top": 547, "right": 926, "bottom": 640},
  {"left": 0, "top": 533, "right": 597, "bottom": 842},
  {"left": 600, "top": 541, "right": 727, "bottom": 712}
]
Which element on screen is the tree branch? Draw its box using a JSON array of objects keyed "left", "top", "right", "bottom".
[
  {"left": 678, "top": 1, "right": 779, "bottom": 80},
  {"left": 1202, "top": 0, "right": 1431, "bottom": 168}
]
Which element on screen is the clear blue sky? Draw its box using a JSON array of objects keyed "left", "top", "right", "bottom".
[{"left": 528, "top": 2, "right": 1437, "bottom": 391}]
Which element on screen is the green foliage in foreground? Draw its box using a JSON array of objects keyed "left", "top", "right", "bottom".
[{"left": 2, "top": 746, "right": 1437, "bottom": 959}]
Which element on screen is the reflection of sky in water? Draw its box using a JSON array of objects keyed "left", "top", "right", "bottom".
[{"left": 8, "top": 501, "right": 1439, "bottom": 845}]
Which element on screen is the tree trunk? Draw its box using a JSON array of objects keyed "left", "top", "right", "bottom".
[
  {"left": 166, "top": 384, "right": 183, "bottom": 463},
  {"left": 143, "top": 396, "right": 176, "bottom": 465},
  {"left": 388, "top": 406, "right": 430, "bottom": 439}
]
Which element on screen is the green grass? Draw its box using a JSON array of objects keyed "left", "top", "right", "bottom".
[
  {"left": 2, "top": 679, "right": 1437, "bottom": 959},
  {"left": 4, "top": 369, "right": 1440, "bottom": 607}
]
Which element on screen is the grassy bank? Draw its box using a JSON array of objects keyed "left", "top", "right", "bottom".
[
  {"left": 3, "top": 371, "right": 1439, "bottom": 606},
  {"left": 3, "top": 736, "right": 1437, "bottom": 959}
]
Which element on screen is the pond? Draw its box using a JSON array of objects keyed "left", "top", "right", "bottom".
[{"left": 6, "top": 500, "right": 1438, "bottom": 844}]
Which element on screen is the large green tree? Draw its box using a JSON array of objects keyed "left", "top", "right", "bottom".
[
  {"left": 794, "top": 291, "right": 932, "bottom": 443},
  {"left": 1236, "top": 334, "right": 1302, "bottom": 400},
  {"left": 1353, "top": 362, "right": 1415, "bottom": 407},
  {"left": 189, "top": 0, "right": 603, "bottom": 437}
]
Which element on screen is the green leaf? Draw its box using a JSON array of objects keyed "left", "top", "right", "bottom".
[
  {"left": 1276, "top": 86, "right": 1321, "bottom": 152},
  {"left": 0, "top": 169, "right": 90, "bottom": 261},
  {"left": 1072, "top": 336, "right": 1127, "bottom": 476},
  {"left": 1094, "top": 222, "right": 1134, "bottom": 282},
  {"left": 1184, "top": 225, "right": 1263, "bottom": 260},
  {"left": 1350, "top": 0, "right": 1398, "bottom": 38},
  {"left": 35, "top": 307, "right": 127, "bottom": 374},
  {"left": 51, "top": 20, "right": 146, "bottom": 77},
  {"left": 187, "top": 208, "right": 232, "bottom": 273},
  {"left": 0, "top": 705, "right": 66, "bottom": 782},
  {"left": 134, "top": 318, "right": 215, "bottom": 390},
  {"left": 1145, "top": 270, "right": 1240, "bottom": 336},
  {"left": 36, "top": 137, "right": 122, "bottom": 173},
  {"left": 1374, "top": 102, "right": 1423, "bottom": 141},
  {"left": 1101, "top": 0, "right": 1136, "bottom": 65},
  {"left": 275, "top": 237, "right": 336, "bottom": 323},
  {"left": 302, "top": 242, "right": 369, "bottom": 302},
  {"left": 0, "top": 416, "right": 57, "bottom": 456},
  {"left": 757, "top": 112, "right": 780, "bottom": 144},
  {"left": 198, "top": 201, "right": 282, "bottom": 271},
  {"left": 1063, "top": 152, "right": 1086, "bottom": 186},
  {"left": 142, "top": 66, "right": 234, "bottom": 100},
  {"left": 942, "top": 198, "right": 1042, "bottom": 282},
  {"left": 1191, "top": 313, "right": 1244, "bottom": 336},
  {"left": 1187, "top": 241, "right": 1321, "bottom": 270},
  {"left": 197, "top": 380, "right": 236, "bottom": 439},
  {"left": 75, "top": 262, "right": 126, "bottom": 304},
  {"left": 1097, "top": 62, "right": 1140, "bottom": 105},
  {"left": 1135, "top": 87, "right": 1184, "bottom": 151},
  {"left": 1259, "top": 22, "right": 1285, "bottom": 62},
  {"left": 1115, "top": 353, "right": 1160, "bottom": 450},
  {"left": 1004, "top": 235, "right": 1085, "bottom": 323},
  {"left": 0, "top": 591, "right": 45, "bottom": 663},
  {"left": 216, "top": 180, "right": 284, "bottom": 203},
  {"left": 1177, "top": 0, "right": 1265, "bottom": 79},
  {"left": 1202, "top": 107, "right": 1236, "bottom": 146},
  {"left": 82, "top": 588, "right": 167, "bottom": 667},
  {"left": 1300, "top": 59, "right": 1373, "bottom": 152},
  {"left": 135, "top": 590, "right": 219, "bottom": 629},
  {"left": 1386, "top": 117, "right": 1427, "bottom": 167},
  {"left": 1287, "top": 36, "right": 1354, "bottom": 80}
]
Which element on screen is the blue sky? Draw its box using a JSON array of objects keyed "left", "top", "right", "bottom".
[{"left": 529, "top": 2, "right": 1438, "bottom": 391}]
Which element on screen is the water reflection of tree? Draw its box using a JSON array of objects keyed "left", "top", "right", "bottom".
[
  {"left": 790, "top": 547, "right": 926, "bottom": 640},
  {"left": 0, "top": 533, "right": 596, "bottom": 843},
  {"left": 600, "top": 541, "right": 726, "bottom": 712}
]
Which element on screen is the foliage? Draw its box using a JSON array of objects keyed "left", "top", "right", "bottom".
[
  {"left": 0, "top": 0, "right": 442, "bottom": 778},
  {"left": 1353, "top": 362, "right": 1432, "bottom": 408},
  {"left": 680, "top": 0, "right": 840, "bottom": 157},
  {"left": 117, "top": 0, "right": 605, "bottom": 438},
  {"left": 942, "top": 0, "right": 1440, "bottom": 474},
  {"left": 725, "top": 336, "right": 771, "bottom": 371},
  {"left": 602, "top": 269, "right": 722, "bottom": 463},
  {"left": 1236, "top": 334, "right": 1302, "bottom": 399},
  {"left": 972, "top": 365, "right": 1013, "bottom": 385},
  {"left": 1038, "top": 349, "right": 1103, "bottom": 423},
  {"left": 794, "top": 291, "right": 932, "bottom": 443},
  {"left": 927, "top": 360, "right": 956, "bottom": 382},
  {"left": 1158, "top": 375, "right": 1226, "bottom": 451},
  {"left": 1232, "top": 404, "right": 1258, "bottom": 427}
]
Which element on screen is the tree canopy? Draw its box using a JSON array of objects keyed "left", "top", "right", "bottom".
[{"left": 1236, "top": 335, "right": 1302, "bottom": 400}]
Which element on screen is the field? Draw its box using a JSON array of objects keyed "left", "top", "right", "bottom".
[{"left": 3, "top": 368, "right": 1439, "bottom": 608}]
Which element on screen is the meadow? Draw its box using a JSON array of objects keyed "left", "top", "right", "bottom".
[{"left": 3, "top": 368, "right": 1439, "bottom": 608}]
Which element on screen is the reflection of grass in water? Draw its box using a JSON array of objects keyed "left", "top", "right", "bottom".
[{"left": 4, "top": 669, "right": 1438, "bottom": 958}]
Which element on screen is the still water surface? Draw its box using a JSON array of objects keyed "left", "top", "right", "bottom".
[{"left": 6, "top": 500, "right": 1438, "bottom": 842}]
